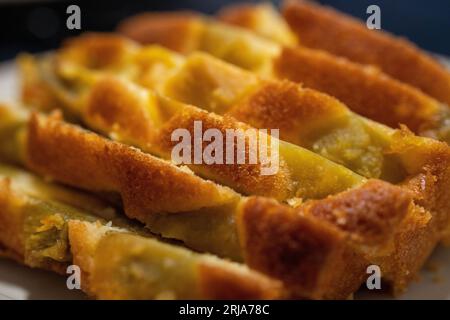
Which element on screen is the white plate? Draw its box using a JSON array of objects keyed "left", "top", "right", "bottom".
[{"left": 0, "top": 59, "right": 449, "bottom": 300}]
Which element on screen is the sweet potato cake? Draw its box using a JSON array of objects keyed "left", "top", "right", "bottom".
[
  {"left": 0, "top": 3, "right": 448, "bottom": 299},
  {"left": 14, "top": 35, "right": 450, "bottom": 294},
  {"left": 118, "top": 9, "right": 450, "bottom": 144},
  {"left": 25, "top": 35, "right": 450, "bottom": 288},
  {"left": 0, "top": 163, "right": 284, "bottom": 299},
  {"left": 0, "top": 104, "right": 416, "bottom": 299}
]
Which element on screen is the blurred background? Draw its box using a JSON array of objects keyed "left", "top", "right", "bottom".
[{"left": 0, "top": 0, "right": 449, "bottom": 61}]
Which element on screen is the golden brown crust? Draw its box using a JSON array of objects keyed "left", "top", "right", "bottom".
[
  {"left": 237, "top": 196, "right": 365, "bottom": 299},
  {"left": 155, "top": 110, "right": 293, "bottom": 200},
  {"left": 117, "top": 12, "right": 202, "bottom": 54},
  {"left": 236, "top": 177, "right": 440, "bottom": 297},
  {"left": 229, "top": 79, "right": 348, "bottom": 145},
  {"left": 274, "top": 46, "right": 442, "bottom": 133},
  {"left": 67, "top": 220, "right": 105, "bottom": 296},
  {"left": 306, "top": 180, "right": 412, "bottom": 245},
  {"left": 198, "top": 260, "right": 284, "bottom": 300},
  {"left": 217, "top": 4, "right": 258, "bottom": 30},
  {"left": 25, "top": 113, "right": 237, "bottom": 222},
  {"left": 283, "top": 0, "right": 450, "bottom": 105},
  {"left": 390, "top": 129, "right": 450, "bottom": 231},
  {"left": 373, "top": 203, "right": 436, "bottom": 294},
  {"left": 381, "top": 132, "right": 450, "bottom": 292}
]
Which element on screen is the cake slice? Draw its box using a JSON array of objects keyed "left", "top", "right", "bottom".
[
  {"left": 281, "top": 0, "right": 450, "bottom": 106},
  {"left": 68, "top": 220, "right": 283, "bottom": 299},
  {"left": 0, "top": 163, "right": 284, "bottom": 299}
]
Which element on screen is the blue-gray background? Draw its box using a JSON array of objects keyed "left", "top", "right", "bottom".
[{"left": 0, "top": 0, "right": 449, "bottom": 61}]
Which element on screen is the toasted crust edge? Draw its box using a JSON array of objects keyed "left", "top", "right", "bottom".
[{"left": 282, "top": 0, "right": 450, "bottom": 105}]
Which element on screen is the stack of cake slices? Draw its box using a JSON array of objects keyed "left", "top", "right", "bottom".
[{"left": 1, "top": 0, "right": 450, "bottom": 299}]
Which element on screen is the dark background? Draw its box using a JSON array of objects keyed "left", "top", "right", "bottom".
[{"left": 0, "top": 0, "right": 449, "bottom": 61}]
